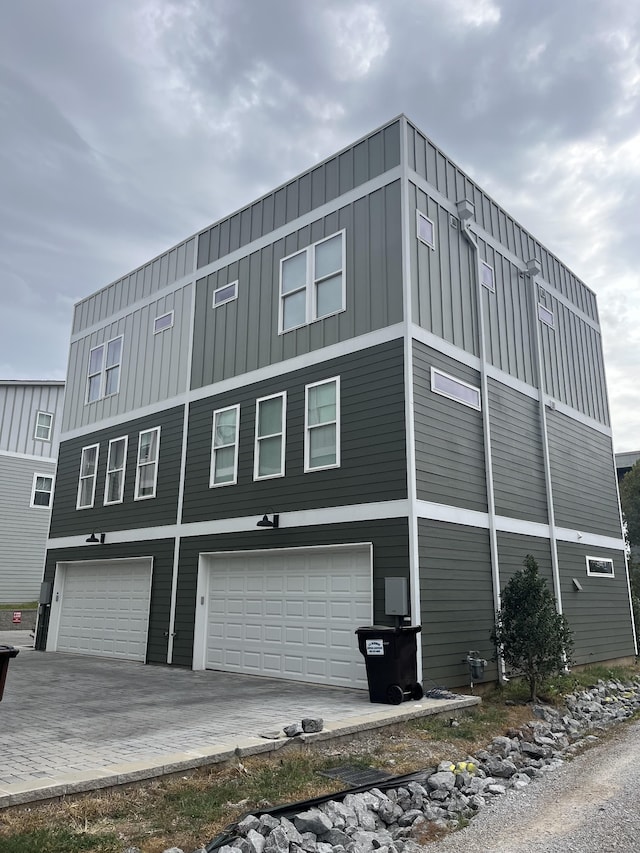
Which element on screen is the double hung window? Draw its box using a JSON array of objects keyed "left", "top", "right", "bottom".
[
  {"left": 77, "top": 444, "right": 99, "bottom": 509},
  {"left": 279, "top": 232, "right": 345, "bottom": 333},
  {"left": 305, "top": 377, "right": 340, "bottom": 471},
  {"left": 135, "top": 427, "right": 160, "bottom": 500},
  {"left": 31, "top": 474, "right": 54, "bottom": 508},
  {"left": 34, "top": 411, "right": 53, "bottom": 441},
  {"left": 104, "top": 436, "right": 128, "bottom": 505},
  {"left": 254, "top": 393, "right": 286, "bottom": 480},
  {"left": 210, "top": 405, "right": 240, "bottom": 486},
  {"left": 87, "top": 336, "right": 123, "bottom": 402}
]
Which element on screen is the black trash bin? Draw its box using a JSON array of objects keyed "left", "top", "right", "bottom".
[
  {"left": 356, "top": 625, "right": 423, "bottom": 705},
  {"left": 0, "top": 645, "right": 19, "bottom": 702}
]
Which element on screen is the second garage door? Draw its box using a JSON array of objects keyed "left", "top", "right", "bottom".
[{"left": 201, "top": 545, "right": 372, "bottom": 689}]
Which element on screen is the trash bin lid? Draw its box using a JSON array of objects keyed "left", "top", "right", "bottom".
[
  {"left": 355, "top": 625, "right": 422, "bottom": 635},
  {"left": 0, "top": 645, "right": 19, "bottom": 658}
]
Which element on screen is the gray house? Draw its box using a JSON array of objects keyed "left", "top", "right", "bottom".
[
  {"left": 37, "top": 116, "right": 636, "bottom": 690},
  {"left": 0, "top": 380, "right": 65, "bottom": 604}
]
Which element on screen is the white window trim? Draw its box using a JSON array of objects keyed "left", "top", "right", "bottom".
[
  {"left": 416, "top": 210, "right": 436, "bottom": 250},
  {"left": 154, "top": 311, "right": 174, "bottom": 334},
  {"left": 30, "top": 472, "right": 54, "bottom": 508},
  {"left": 431, "top": 366, "right": 481, "bottom": 411},
  {"left": 210, "top": 404, "right": 240, "bottom": 488},
  {"left": 304, "top": 376, "right": 341, "bottom": 473},
  {"left": 538, "top": 303, "right": 555, "bottom": 328},
  {"left": 585, "top": 555, "right": 615, "bottom": 577},
  {"left": 86, "top": 334, "right": 124, "bottom": 403},
  {"left": 76, "top": 443, "right": 100, "bottom": 509},
  {"left": 480, "top": 260, "right": 495, "bottom": 292},
  {"left": 103, "top": 435, "right": 128, "bottom": 506},
  {"left": 34, "top": 411, "right": 53, "bottom": 442},
  {"left": 278, "top": 230, "right": 346, "bottom": 334},
  {"left": 213, "top": 280, "right": 239, "bottom": 308},
  {"left": 254, "top": 392, "right": 287, "bottom": 481},
  {"left": 134, "top": 427, "right": 161, "bottom": 501}
]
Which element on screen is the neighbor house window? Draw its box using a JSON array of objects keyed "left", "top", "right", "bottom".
[
  {"left": 416, "top": 211, "right": 435, "bottom": 249},
  {"left": 586, "top": 556, "right": 614, "bottom": 577},
  {"left": 213, "top": 281, "right": 238, "bottom": 308},
  {"left": 31, "top": 473, "right": 54, "bottom": 508},
  {"left": 153, "top": 311, "right": 174, "bottom": 334},
  {"left": 254, "top": 393, "right": 286, "bottom": 480},
  {"left": 480, "top": 261, "right": 495, "bottom": 292},
  {"left": 538, "top": 303, "right": 555, "bottom": 328},
  {"left": 34, "top": 411, "right": 53, "bottom": 441},
  {"left": 431, "top": 367, "right": 481, "bottom": 411},
  {"left": 305, "top": 377, "right": 340, "bottom": 471},
  {"left": 86, "top": 335, "right": 123, "bottom": 402},
  {"left": 104, "top": 436, "right": 128, "bottom": 505},
  {"left": 210, "top": 405, "right": 240, "bottom": 487},
  {"left": 76, "top": 444, "right": 99, "bottom": 509},
  {"left": 134, "top": 427, "right": 160, "bottom": 500},
  {"left": 279, "top": 231, "right": 345, "bottom": 333}
]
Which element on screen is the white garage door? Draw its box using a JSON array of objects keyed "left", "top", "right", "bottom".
[
  {"left": 52, "top": 558, "right": 152, "bottom": 661},
  {"left": 202, "top": 546, "right": 371, "bottom": 688}
]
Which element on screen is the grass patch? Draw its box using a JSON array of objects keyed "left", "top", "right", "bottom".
[{"left": 0, "top": 602, "right": 37, "bottom": 611}]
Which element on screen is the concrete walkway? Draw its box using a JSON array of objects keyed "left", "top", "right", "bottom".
[{"left": 0, "top": 638, "right": 479, "bottom": 808}]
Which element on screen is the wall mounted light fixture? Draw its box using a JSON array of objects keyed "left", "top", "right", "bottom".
[
  {"left": 86, "top": 532, "right": 106, "bottom": 544},
  {"left": 257, "top": 514, "right": 279, "bottom": 529}
]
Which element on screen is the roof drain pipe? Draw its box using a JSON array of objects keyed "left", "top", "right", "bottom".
[{"left": 457, "top": 199, "right": 508, "bottom": 685}]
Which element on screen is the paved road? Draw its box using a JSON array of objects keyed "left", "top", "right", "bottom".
[{"left": 427, "top": 718, "right": 640, "bottom": 853}]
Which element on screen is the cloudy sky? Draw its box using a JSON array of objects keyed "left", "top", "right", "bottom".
[{"left": 1, "top": 0, "right": 638, "bottom": 450}]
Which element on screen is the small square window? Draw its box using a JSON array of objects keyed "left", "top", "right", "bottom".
[
  {"left": 213, "top": 281, "right": 238, "bottom": 308},
  {"left": 31, "top": 473, "right": 54, "bottom": 508},
  {"left": 431, "top": 367, "right": 481, "bottom": 410},
  {"left": 154, "top": 311, "right": 174, "bottom": 333},
  {"left": 417, "top": 211, "right": 435, "bottom": 249},
  {"left": 538, "top": 303, "right": 555, "bottom": 328},
  {"left": 34, "top": 411, "right": 53, "bottom": 441},
  {"left": 586, "top": 556, "right": 614, "bottom": 577},
  {"left": 480, "top": 261, "right": 495, "bottom": 292}
]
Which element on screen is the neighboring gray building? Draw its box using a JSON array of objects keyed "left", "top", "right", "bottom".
[
  {"left": 38, "top": 116, "right": 636, "bottom": 690},
  {"left": 0, "top": 380, "right": 65, "bottom": 603},
  {"left": 616, "top": 450, "right": 640, "bottom": 483}
]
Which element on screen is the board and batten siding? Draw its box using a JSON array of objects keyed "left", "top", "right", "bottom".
[
  {"left": 0, "top": 382, "right": 65, "bottom": 457},
  {"left": 49, "top": 406, "right": 184, "bottom": 537},
  {"left": 191, "top": 182, "right": 403, "bottom": 389},
  {"left": 418, "top": 519, "right": 496, "bottom": 688},
  {"left": 412, "top": 341, "right": 487, "bottom": 513},
  {"left": 197, "top": 121, "right": 402, "bottom": 269},
  {"left": 38, "top": 539, "right": 175, "bottom": 664},
  {"left": 557, "top": 541, "right": 635, "bottom": 665},
  {"left": 183, "top": 340, "right": 407, "bottom": 523},
  {"left": 546, "top": 412, "right": 622, "bottom": 538},
  {"left": 488, "top": 380, "right": 548, "bottom": 524},
  {"left": 63, "top": 283, "right": 193, "bottom": 432},
  {"left": 0, "top": 455, "right": 55, "bottom": 602},
  {"left": 173, "top": 517, "right": 410, "bottom": 667}
]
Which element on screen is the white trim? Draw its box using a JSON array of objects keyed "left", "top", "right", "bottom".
[
  {"left": 416, "top": 209, "right": 435, "bottom": 249},
  {"left": 585, "top": 555, "right": 615, "bottom": 577},
  {"left": 253, "top": 392, "right": 286, "bottom": 480},
  {"left": 212, "top": 280, "right": 238, "bottom": 308},
  {"left": 103, "top": 435, "right": 128, "bottom": 505},
  {"left": 30, "top": 472, "right": 54, "bottom": 508},
  {"left": 210, "top": 403, "right": 240, "bottom": 487},
  {"left": 34, "top": 410, "right": 53, "bottom": 442},
  {"left": 76, "top": 443, "right": 99, "bottom": 509},
  {"left": 153, "top": 310, "right": 174, "bottom": 334},
  {"left": 0, "top": 449, "right": 57, "bottom": 463},
  {"left": 304, "top": 376, "right": 340, "bottom": 472},
  {"left": 431, "top": 366, "right": 481, "bottom": 411},
  {"left": 134, "top": 426, "right": 161, "bottom": 500}
]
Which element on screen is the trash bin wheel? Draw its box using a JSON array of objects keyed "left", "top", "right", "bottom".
[
  {"left": 386, "top": 684, "right": 404, "bottom": 705},
  {"left": 411, "top": 683, "right": 424, "bottom": 701}
]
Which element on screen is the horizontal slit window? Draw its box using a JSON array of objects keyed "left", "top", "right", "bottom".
[
  {"left": 213, "top": 281, "right": 238, "bottom": 308},
  {"left": 154, "top": 311, "right": 174, "bottom": 333},
  {"left": 431, "top": 367, "right": 481, "bottom": 410},
  {"left": 586, "top": 556, "right": 614, "bottom": 577}
]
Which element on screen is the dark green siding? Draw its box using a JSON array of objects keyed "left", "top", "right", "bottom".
[
  {"left": 489, "top": 381, "right": 548, "bottom": 524},
  {"left": 192, "top": 182, "right": 403, "bottom": 389},
  {"left": 50, "top": 406, "right": 184, "bottom": 537},
  {"left": 496, "top": 532, "right": 553, "bottom": 591},
  {"left": 172, "top": 518, "right": 410, "bottom": 666},
  {"left": 418, "top": 519, "right": 496, "bottom": 689},
  {"left": 183, "top": 340, "right": 407, "bottom": 523},
  {"left": 38, "top": 539, "right": 175, "bottom": 664},
  {"left": 413, "top": 341, "right": 487, "bottom": 512},
  {"left": 197, "top": 121, "right": 401, "bottom": 268},
  {"left": 547, "top": 413, "right": 622, "bottom": 537},
  {"left": 557, "top": 541, "right": 634, "bottom": 665}
]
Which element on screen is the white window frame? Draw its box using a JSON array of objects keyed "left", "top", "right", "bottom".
[
  {"left": 278, "top": 230, "right": 346, "bottom": 334},
  {"left": 304, "top": 376, "right": 340, "bottom": 473},
  {"left": 213, "top": 281, "right": 238, "bottom": 308},
  {"left": 585, "top": 556, "right": 615, "bottom": 577},
  {"left": 480, "top": 261, "right": 495, "bottom": 292},
  {"left": 210, "top": 404, "right": 240, "bottom": 487},
  {"left": 34, "top": 411, "right": 53, "bottom": 442},
  {"left": 103, "top": 435, "right": 128, "bottom": 505},
  {"left": 431, "top": 367, "right": 481, "bottom": 411},
  {"left": 254, "top": 392, "right": 286, "bottom": 481},
  {"left": 416, "top": 210, "right": 436, "bottom": 250},
  {"left": 30, "top": 473, "right": 54, "bottom": 508},
  {"left": 538, "top": 303, "right": 555, "bottom": 328},
  {"left": 86, "top": 335, "right": 124, "bottom": 403},
  {"left": 134, "top": 427, "right": 160, "bottom": 501},
  {"left": 153, "top": 311, "right": 174, "bottom": 334},
  {"left": 76, "top": 443, "right": 100, "bottom": 509}
]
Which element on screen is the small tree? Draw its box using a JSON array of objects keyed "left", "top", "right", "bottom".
[{"left": 491, "top": 555, "right": 573, "bottom": 702}]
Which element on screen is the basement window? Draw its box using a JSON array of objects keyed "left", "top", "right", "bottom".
[
  {"left": 431, "top": 367, "right": 481, "bottom": 411},
  {"left": 586, "top": 556, "right": 614, "bottom": 577}
]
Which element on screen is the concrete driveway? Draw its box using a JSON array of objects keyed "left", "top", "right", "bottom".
[{"left": 0, "top": 635, "right": 478, "bottom": 807}]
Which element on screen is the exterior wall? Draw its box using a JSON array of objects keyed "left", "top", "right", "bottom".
[
  {"left": 183, "top": 340, "right": 407, "bottom": 523},
  {"left": 0, "top": 382, "right": 65, "bottom": 456},
  {"left": 495, "top": 532, "right": 553, "bottom": 590}
]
